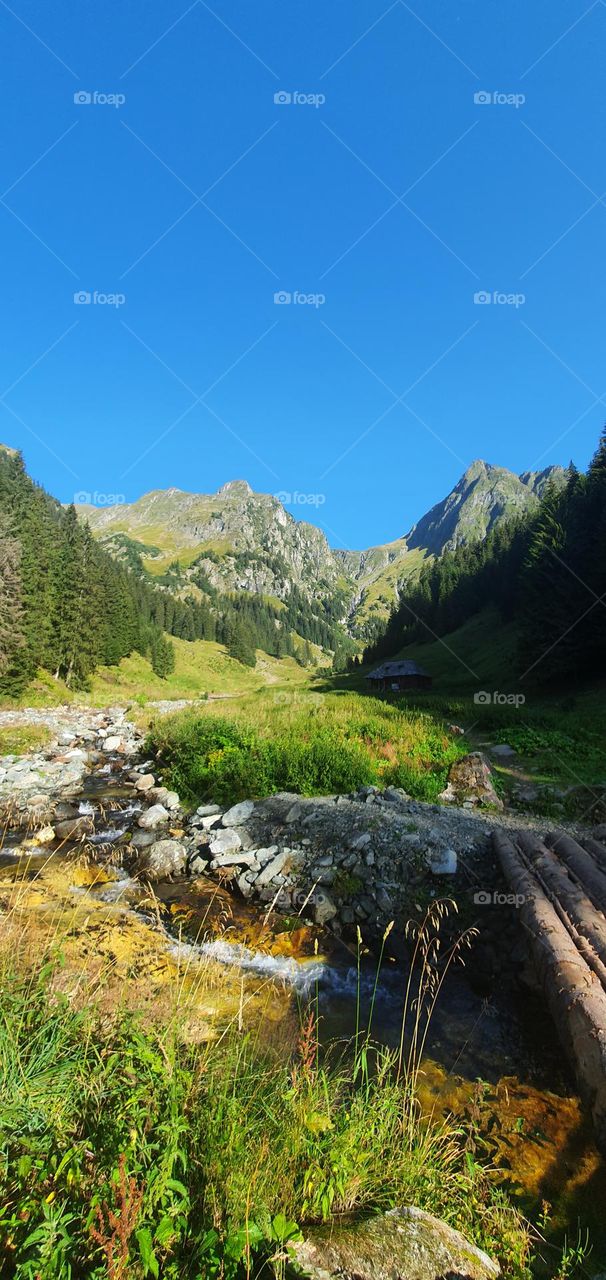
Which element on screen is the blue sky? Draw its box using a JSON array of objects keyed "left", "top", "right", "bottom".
[{"left": 1, "top": 0, "right": 605, "bottom": 549}]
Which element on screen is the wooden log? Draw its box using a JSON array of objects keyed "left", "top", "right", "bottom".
[
  {"left": 494, "top": 830, "right": 606, "bottom": 1151},
  {"left": 516, "top": 832, "right": 606, "bottom": 989},
  {"left": 580, "top": 836, "right": 606, "bottom": 876},
  {"left": 545, "top": 830, "right": 606, "bottom": 911}
]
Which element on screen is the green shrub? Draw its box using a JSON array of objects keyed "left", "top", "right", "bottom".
[{"left": 149, "top": 713, "right": 376, "bottom": 804}]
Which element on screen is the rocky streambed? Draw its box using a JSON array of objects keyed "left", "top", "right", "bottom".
[{"left": 2, "top": 704, "right": 606, "bottom": 1272}]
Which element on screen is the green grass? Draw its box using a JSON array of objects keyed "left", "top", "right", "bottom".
[
  {"left": 147, "top": 691, "right": 467, "bottom": 806},
  {"left": 0, "top": 724, "right": 53, "bottom": 755},
  {"left": 0, "top": 639, "right": 316, "bottom": 711},
  {"left": 0, "top": 930, "right": 537, "bottom": 1280},
  {"left": 342, "top": 609, "right": 606, "bottom": 809}
]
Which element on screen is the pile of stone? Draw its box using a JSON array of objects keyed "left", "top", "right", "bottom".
[
  {"left": 165, "top": 787, "right": 479, "bottom": 936},
  {"left": 0, "top": 707, "right": 142, "bottom": 827}
]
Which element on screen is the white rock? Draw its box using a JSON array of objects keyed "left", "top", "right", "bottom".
[
  {"left": 104, "top": 736, "right": 122, "bottom": 752},
  {"left": 200, "top": 813, "right": 222, "bottom": 831},
  {"left": 196, "top": 804, "right": 222, "bottom": 817},
  {"left": 144, "top": 839, "right": 186, "bottom": 879},
  {"left": 134, "top": 774, "right": 155, "bottom": 791},
  {"left": 255, "top": 849, "right": 289, "bottom": 887},
  {"left": 211, "top": 851, "right": 259, "bottom": 870},
  {"left": 427, "top": 848, "right": 458, "bottom": 875},
  {"left": 209, "top": 828, "right": 242, "bottom": 856},
  {"left": 138, "top": 804, "right": 169, "bottom": 830},
  {"left": 221, "top": 800, "right": 254, "bottom": 826},
  {"left": 30, "top": 825, "right": 55, "bottom": 845}
]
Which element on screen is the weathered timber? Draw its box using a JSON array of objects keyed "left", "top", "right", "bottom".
[
  {"left": 545, "top": 830, "right": 606, "bottom": 911},
  {"left": 516, "top": 832, "right": 606, "bottom": 986},
  {"left": 494, "top": 830, "right": 606, "bottom": 1150},
  {"left": 580, "top": 836, "right": 606, "bottom": 876}
]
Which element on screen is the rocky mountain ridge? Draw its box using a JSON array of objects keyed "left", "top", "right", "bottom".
[{"left": 76, "top": 460, "right": 566, "bottom": 632}]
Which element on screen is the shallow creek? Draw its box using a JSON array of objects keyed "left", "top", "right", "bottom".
[{"left": 2, "top": 749, "right": 605, "bottom": 1267}]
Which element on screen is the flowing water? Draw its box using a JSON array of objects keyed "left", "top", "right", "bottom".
[{"left": 3, "top": 748, "right": 606, "bottom": 1269}]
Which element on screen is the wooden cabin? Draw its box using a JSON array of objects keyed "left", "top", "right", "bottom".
[{"left": 365, "top": 660, "right": 432, "bottom": 693}]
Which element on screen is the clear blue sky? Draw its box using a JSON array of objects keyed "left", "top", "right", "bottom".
[{"left": 1, "top": 0, "right": 604, "bottom": 549}]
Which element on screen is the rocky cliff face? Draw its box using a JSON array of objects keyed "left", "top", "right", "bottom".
[
  {"left": 80, "top": 480, "right": 342, "bottom": 602},
  {"left": 76, "top": 462, "right": 566, "bottom": 627},
  {"left": 406, "top": 460, "right": 566, "bottom": 556}
]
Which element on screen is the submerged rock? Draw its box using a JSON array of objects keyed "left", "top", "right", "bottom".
[
  {"left": 291, "top": 1205, "right": 500, "bottom": 1280},
  {"left": 54, "top": 815, "right": 95, "bottom": 840}
]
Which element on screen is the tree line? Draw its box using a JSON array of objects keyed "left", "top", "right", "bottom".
[
  {"left": 363, "top": 428, "right": 606, "bottom": 687},
  {"left": 0, "top": 449, "right": 345, "bottom": 694}
]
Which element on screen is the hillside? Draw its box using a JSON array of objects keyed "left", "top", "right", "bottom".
[{"left": 77, "top": 461, "right": 566, "bottom": 637}]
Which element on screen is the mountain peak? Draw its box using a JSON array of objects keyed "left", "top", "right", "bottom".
[{"left": 216, "top": 480, "right": 253, "bottom": 498}]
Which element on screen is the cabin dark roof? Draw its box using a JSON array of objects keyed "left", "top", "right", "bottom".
[{"left": 365, "top": 660, "right": 431, "bottom": 681}]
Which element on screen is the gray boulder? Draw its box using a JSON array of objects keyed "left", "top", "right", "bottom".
[
  {"left": 54, "top": 816, "right": 95, "bottom": 840},
  {"left": 291, "top": 1205, "right": 499, "bottom": 1280},
  {"left": 311, "top": 889, "right": 338, "bottom": 925},
  {"left": 209, "top": 828, "right": 242, "bottom": 856},
  {"left": 221, "top": 799, "right": 254, "bottom": 826},
  {"left": 134, "top": 774, "right": 155, "bottom": 792},
  {"left": 142, "top": 839, "right": 186, "bottom": 880},
  {"left": 255, "top": 849, "right": 289, "bottom": 887},
  {"left": 130, "top": 829, "right": 157, "bottom": 849},
  {"left": 138, "top": 804, "right": 169, "bottom": 830},
  {"left": 426, "top": 848, "right": 457, "bottom": 875}
]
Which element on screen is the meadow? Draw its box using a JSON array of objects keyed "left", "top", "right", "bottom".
[{"left": 146, "top": 690, "right": 468, "bottom": 807}]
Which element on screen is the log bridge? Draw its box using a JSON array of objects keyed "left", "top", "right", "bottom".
[{"left": 493, "top": 828, "right": 606, "bottom": 1150}]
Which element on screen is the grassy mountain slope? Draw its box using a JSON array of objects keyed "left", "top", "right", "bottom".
[{"left": 76, "top": 462, "right": 566, "bottom": 638}]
